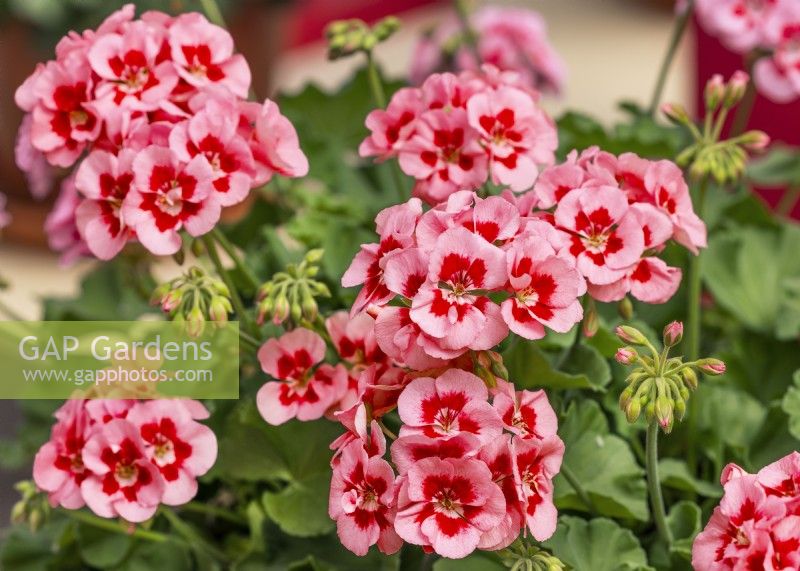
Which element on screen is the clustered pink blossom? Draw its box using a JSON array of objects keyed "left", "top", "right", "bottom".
[
  {"left": 33, "top": 398, "right": 216, "bottom": 522},
  {"left": 695, "top": 0, "right": 800, "bottom": 103},
  {"left": 361, "top": 67, "right": 557, "bottom": 204},
  {"left": 410, "top": 6, "right": 566, "bottom": 94},
  {"left": 14, "top": 4, "right": 308, "bottom": 260},
  {"left": 692, "top": 451, "right": 800, "bottom": 570}
]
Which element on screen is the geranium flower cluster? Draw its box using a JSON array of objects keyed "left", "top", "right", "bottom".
[
  {"left": 14, "top": 4, "right": 308, "bottom": 260},
  {"left": 695, "top": 0, "right": 800, "bottom": 103},
  {"left": 360, "top": 67, "right": 558, "bottom": 204},
  {"left": 409, "top": 6, "right": 566, "bottom": 94},
  {"left": 692, "top": 451, "right": 800, "bottom": 570},
  {"left": 33, "top": 398, "right": 216, "bottom": 523}
]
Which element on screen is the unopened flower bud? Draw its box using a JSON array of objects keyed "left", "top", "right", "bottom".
[
  {"left": 299, "top": 282, "right": 319, "bottom": 322},
  {"left": 582, "top": 306, "right": 599, "bottom": 338},
  {"left": 615, "top": 325, "right": 648, "bottom": 346},
  {"left": 663, "top": 321, "right": 683, "bottom": 347},
  {"left": 697, "top": 358, "right": 726, "bottom": 376},
  {"left": 273, "top": 293, "right": 290, "bottom": 324},
  {"left": 739, "top": 130, "right": 770, "bottom": 151},
  {"left": 645, "top": 401, "right": 656, "bottom": 422},
  {"left": 209, "top": 296, "right": 231, "bottom": 325},
  {"left": 615, "top": 347, "right": 638, "bottom": 365},
  {"left": 161, "top": 290, "right": 183, "bottom": 313},
  {"left": 305, "top": 249, "right": 324, "bottom": 264},
  {"left": 186, "top": 306, "right": 205, "bottom": 338},
  {"left": 661, "top": 103, "right": 690, "bottom": 126},
  {"left": 682, "top": 367, "right": 698, "bottom": 390},
  {"left": 705, "top": 74, "right": 725, "bottom": 111},
  {"left": 725, "top": 70, "right": 749, "bottom": 106},
  {"left": 655, "top": 395, "right": 673, "bottom": 432},
  {"left": 618, "top": 296, "right": 634, "bottom": 320},
  {"left": 619, "top": 385, "right": 635, "bottom": 409},
  {"left": 625, "top": 398, "right": 642, "bottom": 423},
  {"left": 674, "top": 398, "right": 687, "bottom": 421}
]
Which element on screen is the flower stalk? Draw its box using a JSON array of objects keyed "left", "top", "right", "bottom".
[
  {"left": 648, "top": 0, "right": 694, "bottom": 116},
  {"left": 646, "top": 421, "right": 673, "bottom": 547}
]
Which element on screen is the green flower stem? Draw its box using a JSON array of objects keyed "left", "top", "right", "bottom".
[
  {"left": 211, "top": 228, "right": 261, "bottom": 292},
  {"left": 453, "top": 0, "right": 481, "bottom": 64},
  {"left": 646, "top": 421, "right": 673, "bottom": 547},
  {"left": 648, "top": 0, "right": 694, "bottom": 116},
  {"left": 239, "top": 329, "right": 262, "bottom": 351},
  {"left": 560, "top": 464, "right": 596, "bottom": 514},
  {"left": 161, "top": 507, "right": 229, "bottom": 563},
  {"left": 730, "top": 53, "right": 758, "bottom": 137},
  {"left": 180, "top": 501, "right": 248, "bottom": 526},
  {"left": 198, "top": 0, "right": 226, "bottom": 27},
  {"left": 378, "top": 419, "right": 398, "bottom": 441},
  {"left": 201, "top": 234, "right": 258, "bottom": 338},
  {"left": 64, "top": 509, "right": 175, "bottom": 544}
]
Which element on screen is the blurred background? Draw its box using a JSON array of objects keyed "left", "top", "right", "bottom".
[{"left": 0, "top": 0, "right": 798, "bottom": 516}]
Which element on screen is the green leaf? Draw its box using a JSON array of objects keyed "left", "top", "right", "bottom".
[
  {"left": 260, "top": 529, "right": 399, "bottom": 570},
  {"left": 262, "top": 473, "right": 334, "bottom": 538},
  {"left": 503, "top": 341, "right": 611, "bottom": 392},
  {"left": 543, "top": 516, "right": 652, "bottom": 571},
  {"left": 117, "top": 541, "right": 192, "bottom": 571},
  {"left": 658, "top": 459, "right": 722, "bottom": 498},
  {"left": 433, "top": 552, "right": 505, "bottom": 570},
  {"left": 667, "top": 501, "right": 702, "bottom": 561},
  {"left": 747, "top": 145, "right": 800, "bottom": 187},
  {"left": 782, "top": 370, "right": 800, "bottom": 440},
  {"left": 76, "top": 522, "right": 132, "bottom": 568},
  {"left": 554, "top": 401, "right": 649, "bottom": 521}
]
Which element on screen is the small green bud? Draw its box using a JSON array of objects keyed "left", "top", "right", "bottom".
[
  {"left": 615, "top": 325, "right": 648, "bottom": 346},
  {"left": 625, "top": 398, "right": 642, "bottom": 424},
  {"left": 186, "top": 306, "right": 205, "bottom": 338},
  {"left": 683, "top": 367, "right": 699, "bottom": 390},
  {"left": 674, "top": 398, "right": 687, "bottom": 421},
  {"left": 617, "top": 296, "right": 634, "bottom": 320}
]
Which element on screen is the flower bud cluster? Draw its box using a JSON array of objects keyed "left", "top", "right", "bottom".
[
  {"left": 325, "top": 17, "right": 400, "bottom": 60},
  {"left": 499, "top": 540, "right": 566, "bottom": 571},
  {"left": 11, "top": 480, "right": 50, "bottom": 532},
  {"left": 256, "top": 249, "right": 331, "bottom": 326},
  {"left": 151, "top": 267, "right": 232, "bottom": 338},
  {"left": 615, "top": 321, "right": 726, "bottom": 433},
  {"left": 663, "top": 71, "right": 769, "bottom": 184}
]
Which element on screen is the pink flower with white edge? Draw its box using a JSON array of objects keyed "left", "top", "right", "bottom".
[
  {"left": 399, "top": 109, "right": 488, "bottom": 204},
  {"left": 397, "top": 369, "right": 503, "bottom": 444},
  {"left": 84, "top": 399, "right": 135, "bottom": 424},
  {"left": 168, "top": 13, "right": 251, "bottom": 98},
  {"left": 410, "top": 227, "right": 507, "bottom": 352},
  {"left": 256, "top": 328, "right": 348, "bottom": 425},
  {"left": 756, "top": 451, "right": 800, "bottom": 514},
  {"left": 492, "top": 388, "right": 558, "bottom": 440},
  {"left": 360, "top": 87, "right": 424, "bottom": 160},
  {"left": 169, "top": 100, "right": 255, "bottom": 206},
  {"left": 694, "top": 0, "right": 778, "bottom": 54},
  {"left": 374, "top": 306, "right": 454, "bottom": 370},
  {"left": 476, "top": 436, "right": 523, "bottom": 551},
  {"left": 420, "top": 72, "right": 481, "bottom": 111},
  {"left": 244, "top": 98, "right": 309, "bottom": 185},
  {"left": 33, "top": 400, "right": 91, "bottom": 509},
  {"left": 74, "top": 149, "right": 137, "bottom": 260},
  {"left": 329, "top": 440, "right": 402, "bottom": 557},
  {"left": 45, "top": 175, "right": 91, "bottom": 266},
  {"left": 754, "top": 4, "right": 800, "bottom": 103},
  {"left": 692, "top": 474, "right": 787, "bottom": 570},
  {"left": 124, "top": 145, "right": 218, "bottom": 255},
  {"left": 533, "top": 152, "right": 586, "bottom": 209},
  {"left": 81, "top": 419, "right": 164, "bottom": 522},
  {"left": 29, "top": 59, "right": 101, "bottom": 167},
  {"left": 415, "top": 192, "right": 521, "bottom": 247},
  {"left": 555, "top": 185, "right": 645, "bottom": 286},
  {"left": 342, "top": 199, "right": 422, "bottom": 316},
  {"left": 501, "top": 233, "right": 584, "bottom": 340},
  {"left": 512, "top": 434, "right": 564, "bottom": 541},
  {"left": 126, "top": 400, "right": 217, "bottom": 506},
  {"left": 390, "top": 433, "right": 481, "bottom": 474},
  {"left": 466, "top": 85, "right": 557, "bottom": 191},
  {"left": 330, "top": 403, "right": 386, "bottom": 467},
  {"left": 394, "top": 456, "right": 506, "bottom": 559},
  {"left": 87, "top": 20, "right": 178, "bottom": 113}
]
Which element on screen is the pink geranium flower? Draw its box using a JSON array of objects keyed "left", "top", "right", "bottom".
[
  {"left": 754, "top": 3, "right": 800, "bottom": 103},
  {"left": 555, "top": 185, "right": 645, "bottom": 286},
  {"left": 695, "top": 0, "right": 779, "bottom": 53},
  {"left": 329, "top": 440, "right": 402, "bottom": 556},
  {"left": 127, "top": 400, "right": 217, "bottom": 506},
  {"left": 330, "top": 403, "right": 386, "bottom": 467},
  {"left": 45, "top": 175, "right": 92, "bottom": 266},
  {"left": 397, "top": 369, "right": 503, "bottom": 444},
  {"left": 512, "top": 434, "right": 564, "bottom": 541},
  {"left": 80, "top": 419, "right": 164, "bottom": 522},
  {"left": 74, "top": 149, "right": 137, "bottom": 259},
  {"left": 466, "top": 85, "right": 557, "bottom": 191},
  {"left": 410, "top": 227, "right": 507, "bottom": 352},
  {"left": 33, "top": 400, "right": 91, "bottom": 509},
  {"left": 394, "top": 456, "right": 506, "bottom": 559},
  {"left": 360, "top": 87, "right": 424, "bottom": 160},
  {"left": 476, "top": 436, "right": 523, "bottom": 551},
  {"left": 391, "top": 433, "right": 481, "bottom": 474},
  {"left": 124, "top": 145, "right": 218, "bottom": 255},
  {"left": 243, "top": 98, "right": 309, "bottom": 185},
  {"left": 492, "top": 388, "right": 559, "bottom": 440},
  {"left": 256, "top": 328, "right": 348, "bottom": 425},
  {"left": 501, "top": 233, "right": 584, "bottom": 340}
]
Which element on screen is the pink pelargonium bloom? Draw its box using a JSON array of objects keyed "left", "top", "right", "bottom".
[
  {"left": 168, "top": 13, "right": 251, "bottom": 98},
  {"left": 390, "top": 433, "right": 481, "bottom": 474},
  {"left": 399, "top": 109, "right": 488, "bottom": 205},
  {"left": 692, "top": 474, "right": 788, "bottom": 570},
  {"left": 81, "top": 419, "right": 165, "bottom": 522},
  {"left": 256, "top": 328, "right": 348, "bottom": 425},
  {"left": 694, "top": 0, "right": 779, "bottom": 54},
  {"left": 394, "top": 456, "right": 506, "bottom": 559},
  {"left": 33, "top": 400, "right": 92, "bottom": 509},
  {"left": 512, "top": 434, "right": 564, "bottom": 541},
  {"left": 359, "top": 87, "right": 424, "bottom": 160},
  {"left": 124, "top": 145, "right": 218, "bottom": 256},
  {"left": 756, "top": 451, "right": 800, "bottom": 514},
  {"left": 410, "top": 227, "right": 508, "bottom": 352},
  {"left": 28, "top": 59, "right": 101, "bottom": 167},
  {"left": 501, "top": 233, "right": 585, "bottom": 340},
  {"left": 342, "top": 199, "right": 423, "bottom": 316},
  {"left": 374, "top": 306, "right": 455, "bottom": 370},
  {"left": 397, "top": 369, "right": 503, "bottom": 444},
  {"left": 533, "top": 152, "right": 586, "bottom": 209},
  {"left": 329, "top": 440, "right": 402, "bottom": 557},
  {"left": 126, "top": 400, "right": 217, "bottom": 506},
  {"left": 87, "top": 20, "right": 178, "bottom": 113},
  {"left": 330, "top": 403, "right": 386, "bottom": 467},
  {"left": 169, "top": 100, "right": 255, "bottom": 206},
  {"left": 754, "top": 4, "right": 800, "bottom": 103},
  {"left": 554, "top": 185, "right": 645, "bottom": 286},
  {"left": 45, "top": 176, "right": 92, "bottom": 266},
  {"left": 14, "top": 114, "right": 56, "bottom": 199},
  {"left": 74, "top": 149, "right": 137, "bottom": 260},
  {"left": 477, "top": 436, "right": 523, "bottom": 551},
  {"left": 243, "top": 98, "right": 309, "bottom": 186},
  {"left": 326, "top": 311, "right": 387, "bottom": 368},
  {"left": 492, "top": 388, "right": 559, "bottom": 440},
  {"left": 466, "top": 85, "right": 557, "bottom": 191}
]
